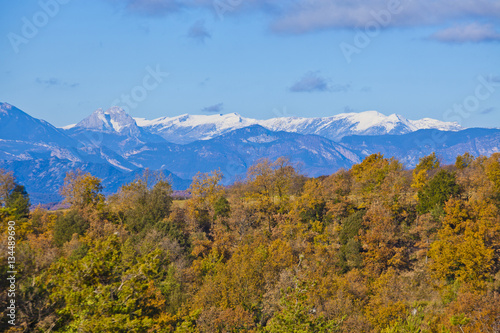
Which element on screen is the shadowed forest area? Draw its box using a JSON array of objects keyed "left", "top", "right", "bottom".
[{"left": 1, "top": 152, "right": 500, "bottom": 332}]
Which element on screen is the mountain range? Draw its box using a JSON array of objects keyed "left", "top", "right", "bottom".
[
  {"left": 133, "top": 111, "right": 462, "bottom": 144},
  {"left": 1, "top": 102, "right": 498, "bottom": 204}
]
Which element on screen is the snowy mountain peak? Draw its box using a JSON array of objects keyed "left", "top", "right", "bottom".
[
  {"left": 104, "top": 106, "right": 127, "bottom": 116},
  {"left": 134, "top": 110, "right": 463, "bottom": 144},
  {"left": 0, "top": 102, "right": 14, "bottom": 114},
  {"left": 0, "top": 102, "right": 29, "bottom": 118},
  {"left": 75, "top": 107, "right": 139, "bottom": 134},
  {"left": 135, "top": 112, "right": 252, "bottom": 131}
]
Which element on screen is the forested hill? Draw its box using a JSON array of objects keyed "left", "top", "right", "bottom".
[{"left": 1, "top": 152, "right": 500, "bottom": 332}]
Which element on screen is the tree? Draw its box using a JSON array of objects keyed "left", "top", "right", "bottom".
[
  {"left": 411, "top": 152, "right": 440, "bottom": 190},
  {"left": 60, "top": 170, "right": 104, "bottom": 209},
  {"left": 245, "top": 158, "right": 302, "bottom": 232},
  {"left": 360, "top": 203, "right": 406, "bottom": 273},
  {"left": 264, "top": 283, "right": 343, "bottom": 332},
  {"left": 0, "top": 168, "right": 15, "bottom": 207},
  {"left": 213, "top": 196, "right": 231, "bottom": 221},
  {"left": 455, "top": 152, "right": 474, "bottom": 170},
  {"left": 0, "top": 169, "right": 30, "bottom": 220},
  {"left": 322, "top": 169, "right": 353, "bottom": 220},
  {"left": 417, "top": 169, "right": 460, "bottom": 214},
  {"left": 5, "top": 184, "right": 30, "bottom": 219},
  {"left": 364, "top": 269, "right": 409, "bottom": 331},
  {"left": 53, "top": 210, "right": 90, "bottom": 247},
  {"left": 351, "top": 154, "right": 402, "bottom": 207},
  {"left": 484, "top": 152, "right": 500, "bottom": 192},
  {"left": 428, "top": 199, "right": 498, "bottom": 285},
  {"left": 337, "top": 210, "right": 365, "bottom": 273},
  {"left": 109, "top": 169, "right": 173, "bottom": 233},
  {"left": 246, "top": 158, "right": 302, "bottom": 201},
  {"left": 47, "top": 234, "right": 176, "bottom": 332},
  {"left": 186, "top": 170, "right": 224, "bottom": 234},
  {"left": 293, "top": 178, "right": 327, "bottom": 225}
]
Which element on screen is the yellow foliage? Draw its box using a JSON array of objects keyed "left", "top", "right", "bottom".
[
  {"left": 411, "top": 152, "right": 440, "bottom": 191},
  {"left": 60, "top": 169, "right": 104, "bottom": 208},
  {"left": 429, "top": 199, "right": 499, "bottom": 286}
]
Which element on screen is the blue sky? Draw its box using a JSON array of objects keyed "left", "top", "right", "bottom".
[{"left": 0, "top": 0, "right": 499, "bottom": 128}]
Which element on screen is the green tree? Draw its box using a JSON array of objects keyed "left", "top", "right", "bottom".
[
  {"left": 417, "top": 170, "right": 460, "bottom": 214},
  {"left": 338, "top": 210, "right": 365, "bottom": 272},
  {"left": 5, "top": 184, "right": 30, "bottom": 219},
  {"left": 53, "top": 210, "right": 89, "bottom": 247},
  {"left": 47, "top": 234, "right": 176, "bottom": 332},
  {"left": 455, "top": 152, "right": 474, "bottom": 170},
  {"left": 0, "top": 169, "right": 30, "bottom": 221},
  {"left": 110, "top": 169, "right": 173, "bottom": 233},
  {"left": 213, "top": 196, "right": 231, "bottom": 221},
  {"left": 265, "top": 283, "right": 343, "bottom": 332}
]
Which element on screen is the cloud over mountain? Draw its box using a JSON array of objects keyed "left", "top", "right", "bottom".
[
  {"left": 202, "top": 103, "right": 224, "bottom": 113},
  {"left": 289, "top": 72, "right": 349, "bottom": 93}
]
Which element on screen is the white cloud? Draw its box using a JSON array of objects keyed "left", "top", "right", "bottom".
[
  {"left": 270, "top": 0, "right": 500, "bottom": 33},
  {"left": 430, "top": 23, "right": 500, "bottom": 43},
  {"left": 107, "top": 0, "right": 500, "bottom": 37}
]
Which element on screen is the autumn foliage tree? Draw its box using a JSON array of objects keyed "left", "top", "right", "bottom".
[
  {"left": 186, "top": 170, "right": 224, "bottom": 234},
  {"left": 60, "top": 169, "right": 104, "bottom": 209},
  {"left": 350, "top": 153, "right": 402, "bottom": 207},
  {"left": 429, "top": 198, "right": 499, "bottom": 286},
  {"left": 411, "top": 152, "right": 440, "bottom": 191},
  {"left": 5, "top": 153, "right": 500, "bottom": 332}
]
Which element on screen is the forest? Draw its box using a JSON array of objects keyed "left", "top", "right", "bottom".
[{"left": 1, "top": 152, "right": 500, "bottom": 332}]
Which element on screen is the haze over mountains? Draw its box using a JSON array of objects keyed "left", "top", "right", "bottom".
[{"left": 1, "top": 102, "right": 498, "bottom": 204}]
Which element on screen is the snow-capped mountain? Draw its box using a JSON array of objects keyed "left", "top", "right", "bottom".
[
  {"left": 134, "top": 113, "right": 259, "bottom": 144},
  {"left": 74, "top": 107, "right": 141, "bottom": 136},
  {"left": 134, "top": 111, "right": 462, "bottom": 144},
  {"left": 2, "top": 102, "right": 497, "bottom": 206},
  {"left": 0, "top": 103, "right": 188, "bottom": 203},
  {"left": 263, "top": 111, "right": 462, "bottom": 141},
  {"left": 66, "top": 107, "right": 166, "bottom": 155}
]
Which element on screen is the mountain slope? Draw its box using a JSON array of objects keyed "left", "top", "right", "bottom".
[
  {"left": 0, "top": 158, "right": 191, "bottom": 204},
  {"left": 126, "top": 125, "right": 362, "bottom": 182},
  {"left": 341, "top": 128, "right": 500, "bottom": 167},
  {"left": 0, "top": 102, "right": 76, "bottom": 146},
  {"left": 0, "top": 102, "right": 83, "bottom": 163}
]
